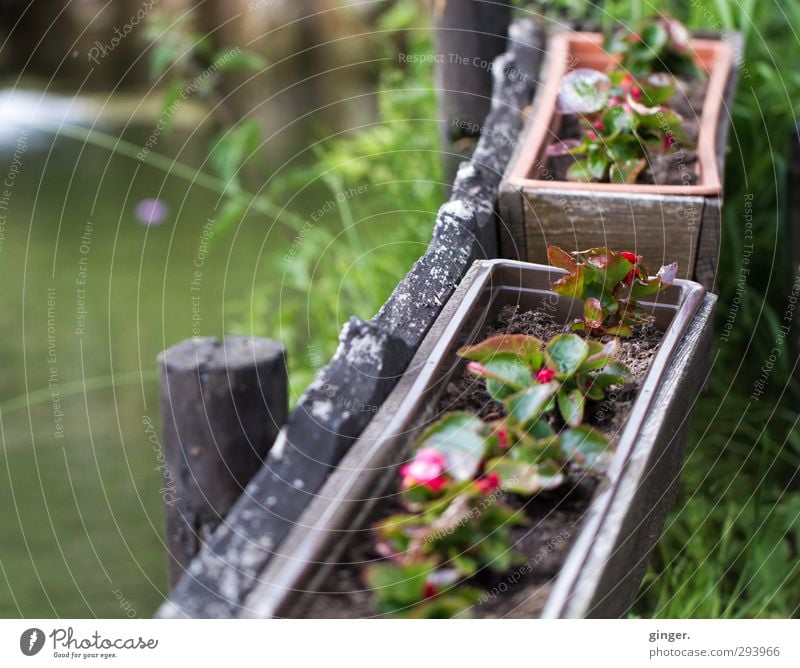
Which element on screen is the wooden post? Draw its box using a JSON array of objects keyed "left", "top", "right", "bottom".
[
  {"left": 433, "top": 0, "right": 513, "bottom": 184},
  {"left": 158, "top": 336, "right": 288, "bottom": 587}
]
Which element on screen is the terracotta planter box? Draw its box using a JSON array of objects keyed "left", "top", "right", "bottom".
[
  {"left": 498, "top": 31, "right": 741, "bottom": 290},
  {"left": 241, "top": 259, "right": 717, "bottom": 618}
]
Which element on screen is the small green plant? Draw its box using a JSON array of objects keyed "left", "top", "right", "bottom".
[
  {"left": 604, "top": 17, "right": 701, "bottom": 80},
  {"left": 366, "top": 330, "right": 629, "bottom": 617},
  {"left": 548, "top": 245, "right": 677, "bottom": 337},
  {"left": 548, "top": 68, "right": 690, "bottom": 183}
]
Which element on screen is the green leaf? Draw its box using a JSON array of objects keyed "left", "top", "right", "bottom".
[
  {"left": 583, "top": 297, "right": 603, "bottom": 331},
  {"left": 610, "top": 158, "right": 647, "bottom": 184},
  {"left": 586, "top": 147, "right": 609, "bottom": 180},
  {"left": 593, "top": 362, "right": 631, "bottom": 388},
  {"left": 458, "top": 334, "right": 543, "bottom": 368},
  {"left": 366, "top": 561, "right": 430, "bottom": 613},
  {"left": 209, "top": 199, "right": 246, "bottom": 240},
  {"left": 583, "top": 338, "right": 620, "bottom": 370},
  {"left": 602, "top": 104, "right": 633, "bottom": 136},
  {"left": 641, "top": 22, "right": 668, "bottom": 54},
  {"left": 566, "top": 160, "right": 596, "bottom": 182},
  {"left": 545, "top": 334, "right": 590, "bottom": 376},
  {"left": 547, "top": 245, "right": 578, "bottom": 272},
  {"left": 485, "top": 457, "right": 565, "bottom": 495},
  {"left": 557, "top": 389, "right": 585, "bottom": 427},
  {"left": 557, "top": 68, "right": 611, "bottom": 114},
  {"left": 466, "top": 355, "right": 534, "bottom": 400},
  {"left": 552, "top": 264, "right": 584, "bottom": 299},
  {"left": 407, "top": 591, "right": 482, "bottom": 619},
  {"left": 417, "top": 412, "right": 487, "bottom": 481},
  {"left": 560, "top": 427, "right": 612, "bottom": 472},
  {"left": 604, "top": 324, "right": 632, "bottom": 337},
  {"left": 505, "top": 382, "right": 559, "bottom": 428},
  {"left": 640, "top": 72, "right": 676, "bottom": 106}
]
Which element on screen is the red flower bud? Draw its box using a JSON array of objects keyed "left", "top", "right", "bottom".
[
  {"left": 497, "top": 426, "right": 510, "bottom": 449},
  {"left": 536, "top": 368, "right": 555, "bottom": 383},
  {"left": 620, "top": 251, "right": 639, "bottom": 285},
  {"left": 476, "top": 472, "right": 502, "bottom": 494},
  {"left": 423, "top": 582, "right": 438, "bottom": 599}
]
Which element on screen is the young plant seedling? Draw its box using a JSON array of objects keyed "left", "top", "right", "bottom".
[
  {"left": 547, "top": 245, "right": 677, "bottom": 337},
  {"left": 549, "top": 67, "right": 691, "bottom": 184}
]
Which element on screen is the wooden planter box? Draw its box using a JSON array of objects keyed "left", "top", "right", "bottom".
[
  {"left": 241, "top": 259, "right": 716, "bottom": 618},
  {"left": 499, "top": 31, "right": 741, "bottom": 291}
]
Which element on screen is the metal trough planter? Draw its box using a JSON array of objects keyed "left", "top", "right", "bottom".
[
  {"left": 242, "top": 259, "right": 716, "bottom": 618},
  {"left": 498, "top": 30, "right": 740, "bottom": 290}
]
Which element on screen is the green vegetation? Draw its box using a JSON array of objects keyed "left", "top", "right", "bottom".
[{"left": 529, "top": 0, "right": 800, "bottom": 617}]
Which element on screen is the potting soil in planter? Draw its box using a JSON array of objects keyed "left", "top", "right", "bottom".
[{"left": 296, "top": 305, "right": 664, "bottom": 618}]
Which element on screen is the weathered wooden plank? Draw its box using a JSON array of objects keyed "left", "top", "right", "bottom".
[
  {"left": 521, "top": 188, "right": 705, "bottom": 279},
  {"left": 158, "top": 336, "right": 287, "bottom": 587}
]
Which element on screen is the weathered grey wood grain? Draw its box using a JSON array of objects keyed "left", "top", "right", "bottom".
[
  {"left": 520, "top": 188, "right": 705, "bottom": 279},
  {"left": 158, "top": 336, "right": 287, "bottom": 586}
]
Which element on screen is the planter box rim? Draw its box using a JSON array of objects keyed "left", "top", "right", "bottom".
[
  {"left": 245, "top": 259, "right": 709, "bottom": 619},
  {"left": 506, "top": 31, "right": 735, "bottom": 196}
]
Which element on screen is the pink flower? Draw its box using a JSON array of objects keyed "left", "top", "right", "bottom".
[
  {"left": 593, "top": 121, "right": 604, "bottom": 131},
  {"left": 467, "top": 361, "right": 488, "bottom": 375},
  {"left": 631, "top": 86, "right": 642, "bottom": 101},
  {"left": 663, "top": 134, "right": 676, "bottom": 149},
  {"left": 401, "top": 448, "right": 448, "bottom": 492},
  {"left": 476, "top": 472, "right": 501, "bottom": 494},
  {"left": 536, "top": 368, "right": 555, "bottom": 383}
]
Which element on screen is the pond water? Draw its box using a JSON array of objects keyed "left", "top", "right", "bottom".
[{"left": 0, "top": 97, "right": 295, "bottom": 617}]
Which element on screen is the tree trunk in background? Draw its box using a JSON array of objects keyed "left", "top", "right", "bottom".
[{"left": 433, "top": 0, "right": 513, "bottom": 185}]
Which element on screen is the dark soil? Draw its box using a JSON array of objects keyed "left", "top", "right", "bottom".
[
  {"left": 544, "top": 77, "right": 707, "bottom": 187},
  {"left": 296, "top": 306, "right": 664, "bottom": 618}
]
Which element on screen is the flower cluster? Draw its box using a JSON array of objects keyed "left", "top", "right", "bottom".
[
  {"left": 366, "top": 330, "right": 629, "bottom": 617},
  {"left": 548, "top": 245, "right": 677, "bottom": 337},
  {"left": 547, "top": 17, "right": 699, "bottom": 184}
]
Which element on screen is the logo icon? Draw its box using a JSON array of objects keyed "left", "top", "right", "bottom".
[{"left": 20, "top": 628, "right": 45, "bottom": 656}]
